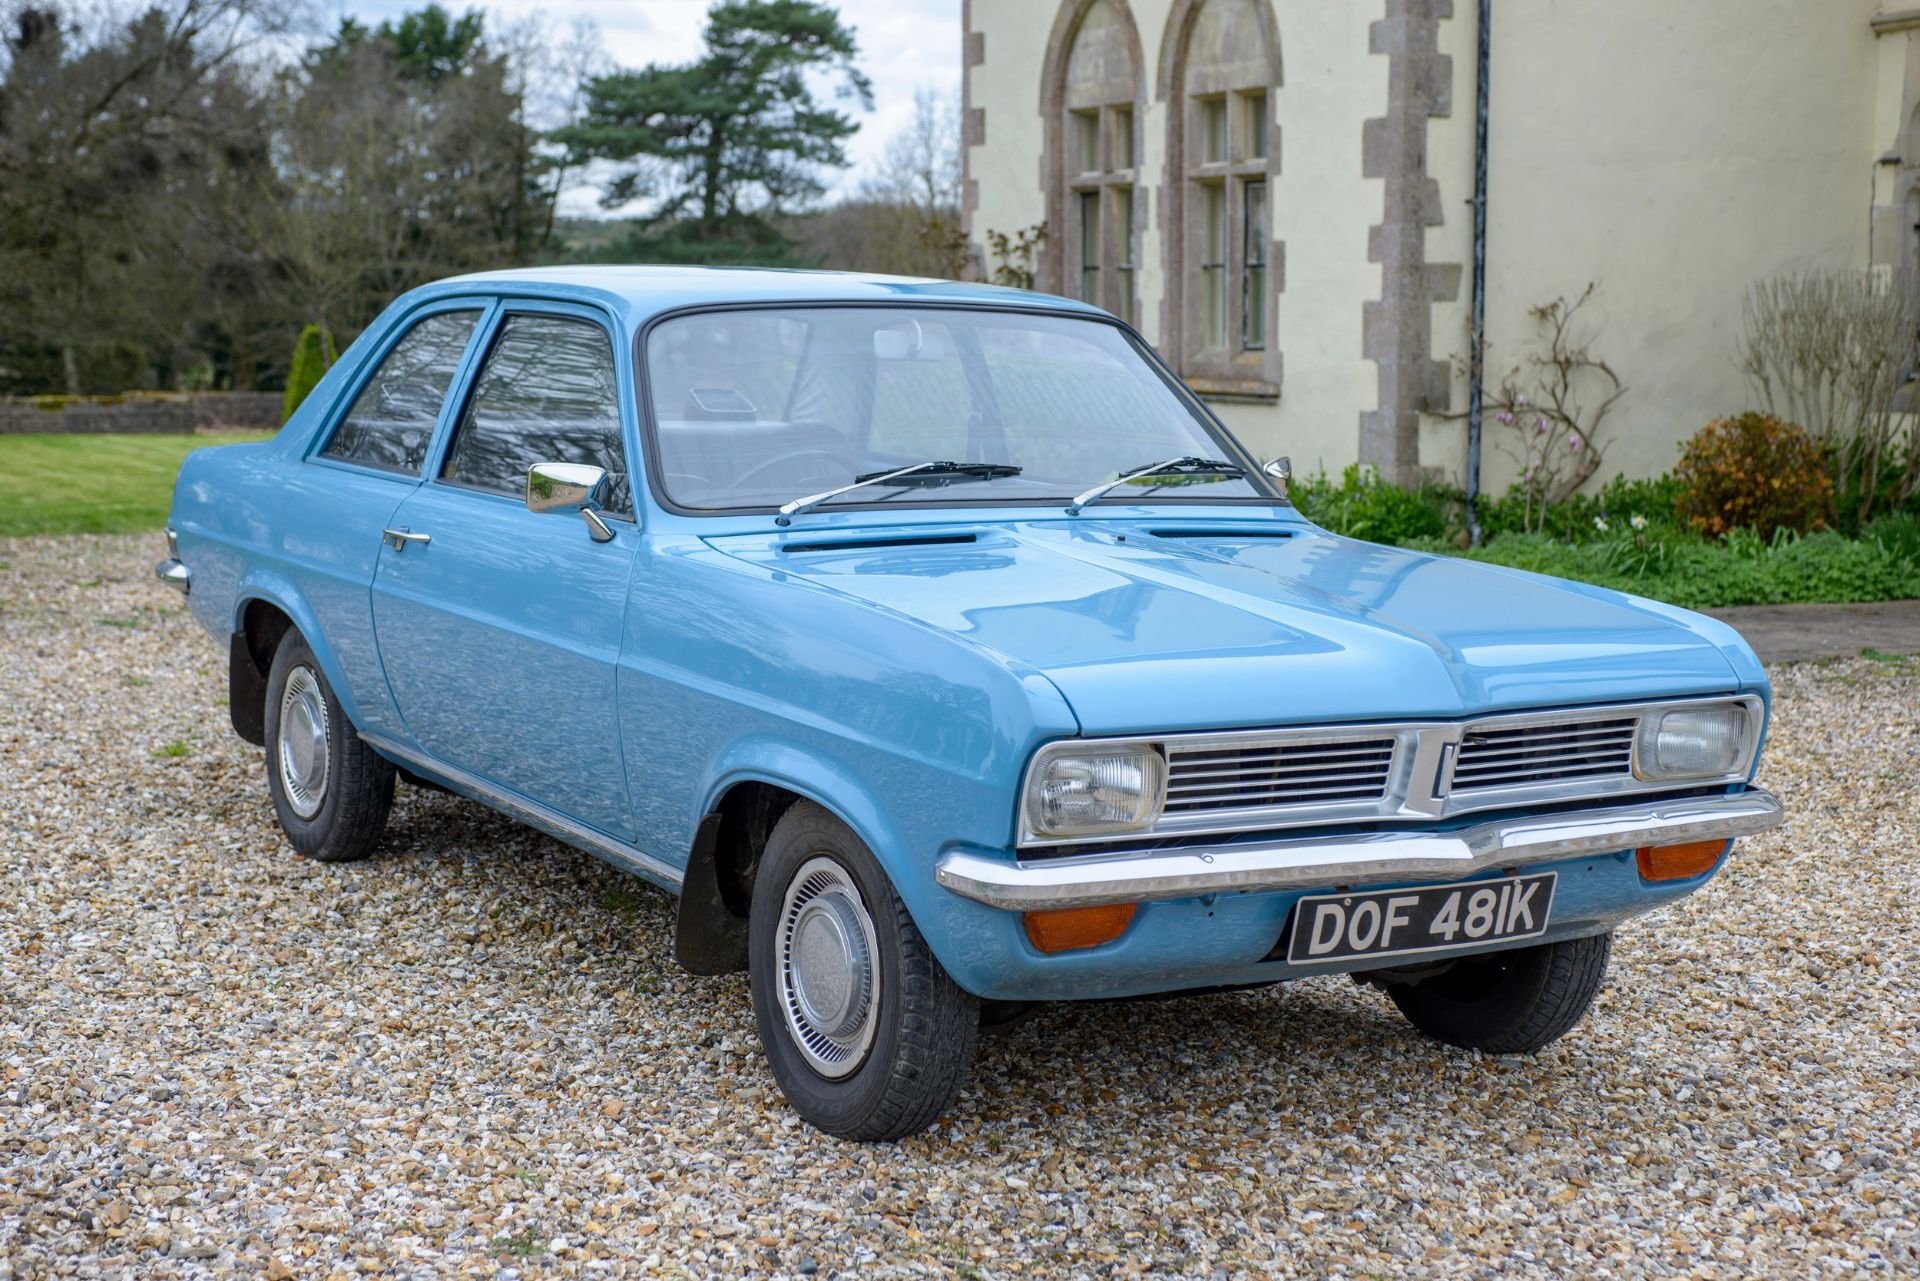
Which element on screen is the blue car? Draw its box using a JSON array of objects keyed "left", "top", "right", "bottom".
[{"left": 158, "top": 267, "right": 1782, "bottom": 1139}]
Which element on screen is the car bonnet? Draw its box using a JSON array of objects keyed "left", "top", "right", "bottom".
[{"left": 704, "top": 519, "right": 1746, "bottom": 736}]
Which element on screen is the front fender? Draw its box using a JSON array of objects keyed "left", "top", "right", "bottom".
[
  {"left": 701, "top": 735, "right": 913, "bottom": 873},
  {"left": 688, "top": 730, "right": 1041, "bottom": 999}
]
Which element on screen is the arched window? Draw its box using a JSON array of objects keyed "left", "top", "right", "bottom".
[
  {"left": 1161, "top": 0, "right": 1280, "bottom": 390},
  {"left": 1043, "top": 0, "right": 1143, "bottom": 324}
]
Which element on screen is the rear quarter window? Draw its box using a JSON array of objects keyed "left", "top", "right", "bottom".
[{"left": 320, "top": 309, "right": 482, "bottom": 474}]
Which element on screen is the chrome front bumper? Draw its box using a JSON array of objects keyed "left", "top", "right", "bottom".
[{"left": 935, "top": 788, "right": 1784, "bottom": 911}]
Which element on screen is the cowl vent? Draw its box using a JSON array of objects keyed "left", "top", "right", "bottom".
[
  {"left": 780, "top": 533, "right": 979, "bottom": 554},
  {"left": 1147, "top": 528, "right": 1294, "bottom": 541}
]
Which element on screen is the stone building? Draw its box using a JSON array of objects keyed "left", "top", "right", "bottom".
[{"left": 961, "top": 0, "right": 1915, "bottom": 491}]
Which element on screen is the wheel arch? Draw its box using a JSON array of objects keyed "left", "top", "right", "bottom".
[
  {"left": 672, "top": 742, "right": 920, "bottom": 977},
  {"left": 227, "top": 574, "right": 371, "bottom": 733}
]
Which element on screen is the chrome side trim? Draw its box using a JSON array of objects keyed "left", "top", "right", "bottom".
[
  {"left": 941, "top": 787, "right": 1783, "bottom": 911},
  {"left": 155, "top": 559, "right": 191, "bottom": 594},
  {"left": 359, "top": 732, "right": 684, "bottom": 893}
]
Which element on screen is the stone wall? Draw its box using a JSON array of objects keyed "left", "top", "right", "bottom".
[{"left": 0, "top": 393, "right": 282, "bottom": 435}]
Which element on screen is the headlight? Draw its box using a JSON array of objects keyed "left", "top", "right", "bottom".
[
  {"left": 1022, "top": 742, "right": 1166, "bottom": 838},
  {"left": 1634, "top": 704, "right": 1751, "bottom": 780}
]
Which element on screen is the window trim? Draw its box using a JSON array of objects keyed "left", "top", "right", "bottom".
[
  {"left": 1042, "top": 0, "right": 1145, "bottom": 315},
  {"left": 305, "top": 298, "right": 496, "bottom": 480},
  {"left": 630, "top": 299, "right": 1287, "bottom": 521},
  {"left": 1181, "top": 87, "right": 1272, "bottom": 365},
  {"left": 1065, "top": 103, "right": 1139, "bottom": 322},
  {"left": 429, "top": 303, "right": 637, "bottom": 522},
  {"left": 1159, "top": 2, "right": 1282, "bottom": 397}
]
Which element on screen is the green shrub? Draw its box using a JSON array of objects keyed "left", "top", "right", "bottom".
[
  {"left": 1477, "top": 473, "right": 1684, "bottom": 544},
  {"left": 1448, "top": 526, "right": 1920, "bottom": 609},
  {"left": 1673, "top": 412, "right": 1831, "bottom": 540},
  {"left": 282, "top": 324, "right": 337, "bottom": 424},
  {"left": 1295, "top": 464, "right": 1456, "bottom": 545},
  {"left": 1864, "top": 511, "right": 1920, "bottom": 564}
]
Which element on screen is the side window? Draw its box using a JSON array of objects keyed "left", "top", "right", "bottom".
[
  {"left": 440, "top": 314, "right": 630, "bottom": 517},
  {"left": 320, "top": 310, "right": 481, "bottom": 474}
]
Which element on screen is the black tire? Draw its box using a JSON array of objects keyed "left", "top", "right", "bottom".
[
  {"left": 748, "top": 802, "right": 978, "bottom": 1140},
  {"left": 1387, "top": 931, "right": 1612, "bottom": 1054},
  {"left": 263, "top": 629, "right": 394, "bottom": 864}
]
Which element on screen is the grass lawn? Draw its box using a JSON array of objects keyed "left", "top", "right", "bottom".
[{"left": 0, "top": 431, "right": 273, "bottom": 537}]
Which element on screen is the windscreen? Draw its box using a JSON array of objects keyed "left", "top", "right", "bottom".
[{"left": 644, "top": 307, "right": 1270, "bottom": 512}]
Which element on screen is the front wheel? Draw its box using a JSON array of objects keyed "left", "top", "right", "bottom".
[
  {"left": 263, "top": 629, "right": 395, "bottom": 863},
  {"left": 1387, "top": 931, "right": 1612, "bottom": 1054},
  {"left": 748, "top": 802, "right": 978, "bottom": 1140}
]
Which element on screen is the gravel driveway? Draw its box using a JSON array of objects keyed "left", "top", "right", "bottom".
[{"left": 3, "top": 534, "right": 1915, "bottom": 1279}]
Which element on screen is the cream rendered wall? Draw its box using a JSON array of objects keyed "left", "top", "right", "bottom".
[
  {"left": 965, "top": 1, "right": 1051, "bottom": 277},
  {"left": 1424, "top": 0, "right": 1884, "bottom": 492},
  {"left": 966, "top": 0, "right": 1388, "bottom": 477}
]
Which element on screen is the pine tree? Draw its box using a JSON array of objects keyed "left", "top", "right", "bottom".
[{"left": 554, "top": 1, "right": 872, "bottom": 265}]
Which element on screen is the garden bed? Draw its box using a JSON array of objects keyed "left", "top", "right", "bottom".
[{"left": 1296, "top": 466, "right": 1920, "bottom": 611}]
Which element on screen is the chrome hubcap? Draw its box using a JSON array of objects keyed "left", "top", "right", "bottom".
[
  {"left": 277, "top": 664, "right": 330, "bottom": 820},
  {"left": 777, "top": 857, "right": 880, "bottom": 1078}
]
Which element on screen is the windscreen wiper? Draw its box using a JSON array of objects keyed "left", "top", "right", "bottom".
[
  {"left": 1065, "top": 456, "right": 1246, "bottom": 515},
  {"left": 775, "top": 460, "right": 1022, "bottom": 526}
]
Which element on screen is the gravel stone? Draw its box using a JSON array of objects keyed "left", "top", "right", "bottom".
[{"left": 2, "top": 533, "right": 1916, "bottom": 1277}]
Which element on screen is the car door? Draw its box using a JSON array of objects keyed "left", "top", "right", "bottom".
[
  {"left": 370, "top": 303, "right": 640, "bottom": 839},
  {"left": 295, "top": 302, "right": 490, "bottom": 740}
]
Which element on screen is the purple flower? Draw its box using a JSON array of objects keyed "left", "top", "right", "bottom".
[
  {"left": 1516, "top": 394, "right": 1529, "bottom": 407},
  {"left": 1535, "top": 418, "right": 1547, "bottom": 434},
  {"left": 1568, "top": 432, "right": 1583, "bottom": 453},
  {"left": 1496, "top": 411, "right": 1512, "bottom": 424}
]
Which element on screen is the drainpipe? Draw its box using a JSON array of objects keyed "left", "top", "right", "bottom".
[{"left": 1464, "top": 0, "right": 1492, "bottom": 546}]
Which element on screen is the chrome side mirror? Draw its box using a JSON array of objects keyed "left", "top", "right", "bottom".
[
  {"left": 1263, "top": 455, "right": 1292, "bottom": 503},
  {"left": 527, "top": 461, "right": 615, "bottom": 542}
]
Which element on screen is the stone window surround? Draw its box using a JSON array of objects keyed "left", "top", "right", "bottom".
[
  {"left": 1156, "top": 0, "right": 1284, "bottom": 402},
  {"left": 1069, "top": 106, "right": 1141, "bottom": 323},
  {"left": 1040, "top": 0, "right": 1147, "bottom": 326}
]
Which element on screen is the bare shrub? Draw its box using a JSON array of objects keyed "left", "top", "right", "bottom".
[
  {"left": 1738, "top": 270, "right": 1920, "bottom": 522},
  {"left": 1453, "top": 284, "right": 1626, "bottom": 534}
]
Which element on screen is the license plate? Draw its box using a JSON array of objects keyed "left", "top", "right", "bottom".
[{"left": 1285, "top": 872, "right": 1556, "bottom": 965}]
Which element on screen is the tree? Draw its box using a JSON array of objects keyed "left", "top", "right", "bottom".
[
  {"left": 0, "top": 0, "right": 561, "bottom": 395},
  {"left": 798, "top": 89, "right": 967, "bottom": 278},
  {"left": 268, "top": 5, "right": 561, "bottom": 342},
  {"left": 555, "top": 0, "right": 873, "bottom": 265},
  {"left": 282, "top": 324, "right": 337, "bottom": 423},
  {"left": 0, "top": 1, "right": 295, "bottom": 392}
]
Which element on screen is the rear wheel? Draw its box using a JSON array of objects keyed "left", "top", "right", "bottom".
[
  {"left": 1387, "top": 931, "right": 1612, "bottom": 1053},
  {"left": 748, "top": 802, "right": 978, "bottom": 1140},
  {"left": 263, "top": 630, "right": 394, "bottom": 863}
]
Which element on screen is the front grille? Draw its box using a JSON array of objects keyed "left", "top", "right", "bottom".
[
  {"left": 1163, "top": 737, "right": 1397, "bottom": 814},
  {"left": 1449, "top": 716, "right": 1637, "bottom": 792}
]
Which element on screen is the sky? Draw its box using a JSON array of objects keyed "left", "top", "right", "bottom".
[{"left": 336, "top": 0, "right": 962, "bottom": 215}]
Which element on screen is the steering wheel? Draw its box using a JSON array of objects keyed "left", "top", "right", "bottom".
[{"left": 731, "top": 450, "right": 848, "bottom": 491}]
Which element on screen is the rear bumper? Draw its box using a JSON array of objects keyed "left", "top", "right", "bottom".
[
  {"left": 935, "top": 787, "right": 1783, "bottom": 911},
  {"left": 155, "top": 558, "right": 191, "bottom": 594}
]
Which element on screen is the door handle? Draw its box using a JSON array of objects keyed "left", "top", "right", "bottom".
[{"left": 382, "top": 527, "right": 431, "bottom": 551}]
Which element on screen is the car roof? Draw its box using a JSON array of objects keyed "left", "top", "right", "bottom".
[{"left": 417, "top": 264, "right": 1104, "bottom": 326}]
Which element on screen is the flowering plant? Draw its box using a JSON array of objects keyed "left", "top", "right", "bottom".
[{"left": 1459, "top": 285, "right": 1626, "bottom": 535}]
